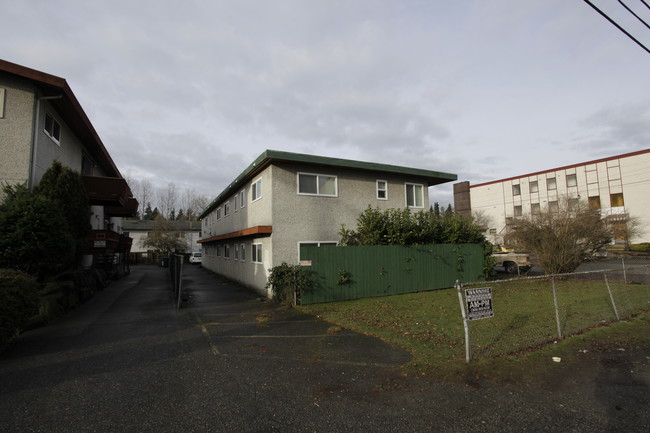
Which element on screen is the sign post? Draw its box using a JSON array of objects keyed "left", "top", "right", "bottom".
[{"left": 457, "top": 283, "right": 494, "bottom": 363}]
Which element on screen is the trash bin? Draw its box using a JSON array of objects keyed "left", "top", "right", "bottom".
[{"left": 161, "top": 257, "right": 169, "bottom": 267}]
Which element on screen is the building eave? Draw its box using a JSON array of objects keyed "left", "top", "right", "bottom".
[{"left": 198, "top": 225, "right": 273, "bottom": 243}]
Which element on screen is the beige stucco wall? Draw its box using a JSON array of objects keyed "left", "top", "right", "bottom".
[
  {"left": 200, "top": 165, "right": 274, "bottom": 295},
  {"left": 0, "top": 72, "right": 106, "bottom": 199},
  {"left": 270, "top": 162, "right": 431, "bottom": 269},
  {"left": 0, "top": 72, "right": 35, "bottom": 191}
]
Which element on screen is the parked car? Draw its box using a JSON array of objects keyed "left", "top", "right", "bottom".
[
  {"left": 189, "top": 252, "right": 202, "bottom": 264},
  {"left": 491, "top": 245, "right": 533, "bottom": 274}
]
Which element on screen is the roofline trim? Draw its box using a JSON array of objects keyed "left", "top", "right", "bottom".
[{"left": 469, "top": 148, "right": 650, "bottom": 189}]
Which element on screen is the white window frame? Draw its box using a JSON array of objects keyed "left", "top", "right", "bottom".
[
  {"left": 405, "top": 183, "right": 424, "bottom": 208},
  {"left": 216, "top": 207, "right": 221, "bottom": 221},
  {"left": 224, "top": 201, "right": 230, "bottom": 217},
  {"left": 252, "top": 243, "right": 263, "bottom": 264},
  {"left": 251, "top": 178, "right": 262, "bottom": 202},
  {"left": 224, "top": 244, "right": 230, "bottom": 259},
  {"left": 239, "top": 189, "right": 246, "bottom": 208},
  {"left": 44, "top": 112, "right": 61, "bottom": 144},
  {"left": 240, "top": 243, "right": 245, "bottom": 261},
  {"left": 216, "top": 245, "right": 222, "bottom": 257},
  {"left": 376, "top": 180, "right": 388, "bottom": 200},
  {"left": 234, "top": 195, "right": 238, "bottom": 212},
  {"left": 234, "top": 244, "right": 239, "bottom": 260},
  {"left": 297, "top": 172, "right": 338, "bottom": 197}
]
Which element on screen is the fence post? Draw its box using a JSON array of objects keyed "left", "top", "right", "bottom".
[
  {"left": 604, "top": 272, "right": 620, "bottom": 321},
  {"left": 551, "top": 276, "right": 562, "bottom": 339},
  {"left": 455, "top": 280, "right": 471, "bottom": 363},
  {"left": 621, "top": 257, "right": 628, "bottom": 284}
]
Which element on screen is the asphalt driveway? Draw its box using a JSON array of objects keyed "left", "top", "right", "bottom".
[{"left": 0, "top": 264, "right": 648, "bottom": 432}]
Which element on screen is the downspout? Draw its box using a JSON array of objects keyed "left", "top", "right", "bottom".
[{"left": 29, "top": 94, "right": 63, "bottom": 191}]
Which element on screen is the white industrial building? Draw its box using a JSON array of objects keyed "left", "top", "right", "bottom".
[{"left": 454, "top": 149, "right": 650, "bottom": 246}]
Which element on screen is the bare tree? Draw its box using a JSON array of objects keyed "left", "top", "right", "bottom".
[
  {"left": 140, "top": 216, "right": 186, "bottom": 253},
  {"left": 133, "top": 179, "right": 153, "bottom": 220},
  {"left": 507, "top": 197, "right": 612, "bottom": 274},
  {"left": 157, "top": 182, "right": 178, "bottom": 220},
  {"left": 181, "top": 188, "right": 209, "bottom": 220}
]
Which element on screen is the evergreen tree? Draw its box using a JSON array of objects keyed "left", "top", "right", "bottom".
[{"left": 143, "top": 202, "right": 153, "bottom": 220}]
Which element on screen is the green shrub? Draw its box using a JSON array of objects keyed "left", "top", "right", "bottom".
[
  {"left": 0, "top": 269, "right": 40, "bottom": 349},
  {"left": 629, "top": 243, "right": 650, "bottom": 252},
  {"left": 266, "top": 262, "right": 308, "bottom": 304}
]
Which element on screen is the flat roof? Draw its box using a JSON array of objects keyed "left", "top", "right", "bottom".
[
  {"left": 200, "top": 150, "right": 457, "bottom": 218},
  {"left": 469, "top": 148, "right": 650, "bottom": 189}
]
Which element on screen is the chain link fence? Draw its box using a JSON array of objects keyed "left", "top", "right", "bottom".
[{"left": 458, "top": 264, "right": 650, "bottom": 361}]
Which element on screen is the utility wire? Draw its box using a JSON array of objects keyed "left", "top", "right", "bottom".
[
  {"left": 582, "top": 0, "right": 650, "bottom": 53},
  {"left": 618, "top": 0, "right": 650, "bottom": 29}
]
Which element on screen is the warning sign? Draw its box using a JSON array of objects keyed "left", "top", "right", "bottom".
[{"left": 465, "top": 287, "right": 493, "bottom": 321}]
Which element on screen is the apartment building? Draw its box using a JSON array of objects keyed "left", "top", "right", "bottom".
[
  {"left": 0, "top": 59, "right": 137, "bottom": 271},
  {"left": 199, "top": 150, "right": 457, "bottom": 295}
]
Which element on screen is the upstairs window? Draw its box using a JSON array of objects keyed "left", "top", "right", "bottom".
[
  {"left": 512, "top": 184, "right": 521, "bottom": 196},
  {"left": 588, "top": 196, "right": 601, "bottom": 209},
  {"left": 531, "top": 203, "right": 541, "bottom": 215},
  {"left": 81, "top": 153, "right": 93, "bottom": 176},
  {"left": 610, "top": 193, "right": 624, "bottom": 207},
  {"left": 376, "top": 180, "right": 388, "bottom": 200},
  {"left": 239, "top": 190, "right": 246, "bottom": 208},
  {"left": 251, "top": 178, "right": 262, "bottom": 202},
  {"left": 405, "top": 183, "right": 423, "bottom": 208},
  {"left": 216, "top": 207, "right": 221, "bottom": 220},
  {"left": 234, "top": 195, "right": 238, "bottom": 212},
  {"left": 529, "top": 181, "right": 539, "bottom": 193},
  {"left": 298, "top": 173, "right": 337, "bottom": 196},
  {"left": 44, "top": 113, "right": 61, "bottom": 143},
  {"left": 223, "top": 201, "right": 230, "bottom": 217},
  {"left": 566, "top": 174, "right": 577, "bottom": 187},
  {"left": 547, "top": 177, "right": 557, "bottom": 190}
]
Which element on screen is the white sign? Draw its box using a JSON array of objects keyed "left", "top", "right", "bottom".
[{"left": 465, "top": 287, "right": 493, "bottom": 321}]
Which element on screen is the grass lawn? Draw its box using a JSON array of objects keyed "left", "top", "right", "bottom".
[{"left": 298, "top": 278, "right": 650, "bottom": 383}]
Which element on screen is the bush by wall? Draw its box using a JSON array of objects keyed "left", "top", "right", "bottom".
[{"left": 0, "top": 269, "right": 40, "bottom": 349}]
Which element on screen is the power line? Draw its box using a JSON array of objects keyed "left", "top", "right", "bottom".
[
  {"left": 618, "top": 0, "right": 650, "bottom": 30},
  {"left": 582, "top": 0, "right": 650, "bottom": 53}
]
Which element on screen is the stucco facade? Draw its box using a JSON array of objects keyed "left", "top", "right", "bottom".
[
  {"left": 199, "top": 150, "right": 457, "bottom": 296},
  {"left": 454, "top": 149, "right": 650, "bottom": 246}
]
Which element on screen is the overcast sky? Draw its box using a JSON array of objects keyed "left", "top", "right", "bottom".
[{"left": 2, "top": 0, "right": 649, "bottom": 206}]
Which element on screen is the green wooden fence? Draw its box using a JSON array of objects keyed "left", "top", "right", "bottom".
[{"left": 298, "top": 244, "right": 485, "bottom": 304}]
